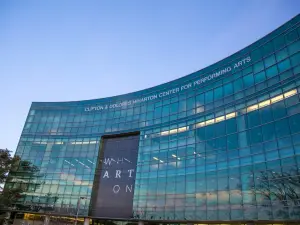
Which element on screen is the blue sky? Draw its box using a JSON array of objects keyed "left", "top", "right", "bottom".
[{"left": 0, "top": 0, "right": 299, "bottom": 154}]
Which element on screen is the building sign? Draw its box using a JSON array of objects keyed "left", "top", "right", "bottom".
[
  {"left": 85, "top": 56, "right": 251, "bottom": 112},
  {"left": 91, "top": 134, "right": 139, "bottom": 219}
]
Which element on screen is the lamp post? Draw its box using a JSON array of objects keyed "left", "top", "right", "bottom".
[{"left": 74, "top": 197, "right": 86, "bottom": 225}]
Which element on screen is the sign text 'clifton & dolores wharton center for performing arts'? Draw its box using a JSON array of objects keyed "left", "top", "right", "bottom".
[{"left": 85, "top": 56, "right": 251, "bottom": 112}]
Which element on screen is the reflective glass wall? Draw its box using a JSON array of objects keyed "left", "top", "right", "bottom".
[{"left": 6, "top": 14, "right": 300, "bottom": 222}]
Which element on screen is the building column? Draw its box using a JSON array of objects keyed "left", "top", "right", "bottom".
[
  {"left": 84, "top": 218, "right": 89, "bottom": 225},
  {"left": 138, "top": 221, "right": 144, "bottom": 225},
  {"left": 43, "top": 215, "right": 50, "bottom": 225}
]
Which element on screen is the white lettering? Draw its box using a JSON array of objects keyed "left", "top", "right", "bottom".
[
  {"left": 113, "top": 185, "right": 120, "bottom": 194},
  {"left": 159, "top": 88, "right": 180, "bottom": 97},
  {"left": 84, "top": 105, "right": 104, "bottom": 112},
  {"left": 103, "top": 171, "right": 109, "bottom": 178},
  {"left": 103, "top": 158, "right": 115, "bottom": 166},
  {"left": 181, "top": 83, "right": 192, "bottom": 90},
  {"left": 128, "top": 169, "right": 134, "bottom": 177},
  {"left": 194, "top": 65, "right": 233, "bottom": 87},
  {"left": 234, "top": 56, "right": 251, "bottom": 69},
  {"left": 115, "top": 170, "right": 121, "bottom": 178},
  {"left": 132, "top": 95, "right": 158, "bottom": 104},
  {"left": 84, "top": 56, "right": 251, "bottom": 112},
  {"left": 214, "top": 70, "right": 222, "bottom": 77},
  {"left": 126, "top": 185, "right": 133, "bottom": 193}
]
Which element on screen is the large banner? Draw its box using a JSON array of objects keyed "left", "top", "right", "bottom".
[{"left": 91, "top": 134, "right": 139, "bottom": 218}]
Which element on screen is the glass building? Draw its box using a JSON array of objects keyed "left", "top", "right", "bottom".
[{"left": 6, "top": 14, "right": 300, "bottom": 225}]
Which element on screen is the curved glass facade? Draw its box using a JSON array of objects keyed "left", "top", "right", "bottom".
[{"left": 7, "top": 14, "right": 300, "bottom": 223}]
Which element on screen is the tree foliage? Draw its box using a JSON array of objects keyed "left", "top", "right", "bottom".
[
  {"left": 0, "top": 149, "right": 40, "bottom": 210},
  {"left": 0, "top": 149, "right": 22, "bottom": 208},
  {"left": 252, "top": 169, "right": 300, "bottom": 205},
  {"left": 251, "top": 168, "right": 300, "bottom": 219},
  {"left": 0, "top": 149, "right": 18, "bottom": 188}
]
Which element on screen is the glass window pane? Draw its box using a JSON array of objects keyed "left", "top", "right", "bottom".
[
  {"left": 214, "top": 86, "right": 223, "bottom": 100},
  {"left": 226, "top": 118, "right": 237, "bottom": 134},
  {"left": 266, "top": 65, "right": 278, "bottom": 78},
  {"left": 224, "top": 83, "right": 233, "bottom": 96},
  {"left": 243, "top": 74, "right": 254, "bottom": 88},
  {"left": 262, "top": 123, "right": 276, "bottom": 141},
  {"left": 286, "top": 29, "right": 299, "bottom": 44},
  {"left": 205, "top": 90, "right": 213, "bottom": 103},
  {"left": 260, "top": 106, "right": 273, "bottom": 123},
  {"left": 276, "top": 48, "right": 288, "bottom": 61},
  {"left": 291, "top": 52, "right": 300, "bottom": 67},
  {"left": 272, "top": 101, "right": 287, "bottom": 120},
  {"left": 273, "top": 35, "right": 285, "bottom": 50},
  {"left": 233, "top": 78, "right": 243, "bottom": 92},
  {"left": 277, "top": 58, "right": 291, "bottom": 73},
  {"left": 254, "top": 71, "right": 266, "bottom": 83},
  {"left": 275, "top": 118, "right": 290, "bottom": 137},
  {"left": 247, "top": 111, "right": 261, "bottom": 128},
  {"left": 227, "top": 134, "right": 238, "bottom": 150},
  {"left": 264, "top": 54, "right": 276, "bottom": 68},
  {"left": 250, "top": 127, "right": 263, "bottom": 144},
  {"left": 289, "top": 113, "right": 300, "bottom": 133},
  {"left": 288, "top": 40, "right": 300, "bottom": 55}
]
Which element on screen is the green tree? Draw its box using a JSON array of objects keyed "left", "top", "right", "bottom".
[
  {"left": 0, "top": 149, "right": 41, "bottom": 224},
  {"left": 0, "top": 148, "right": 22, "bottom": 224},
  {"left": 0, "top": 149, "right": 23, "bottom": 208}
]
